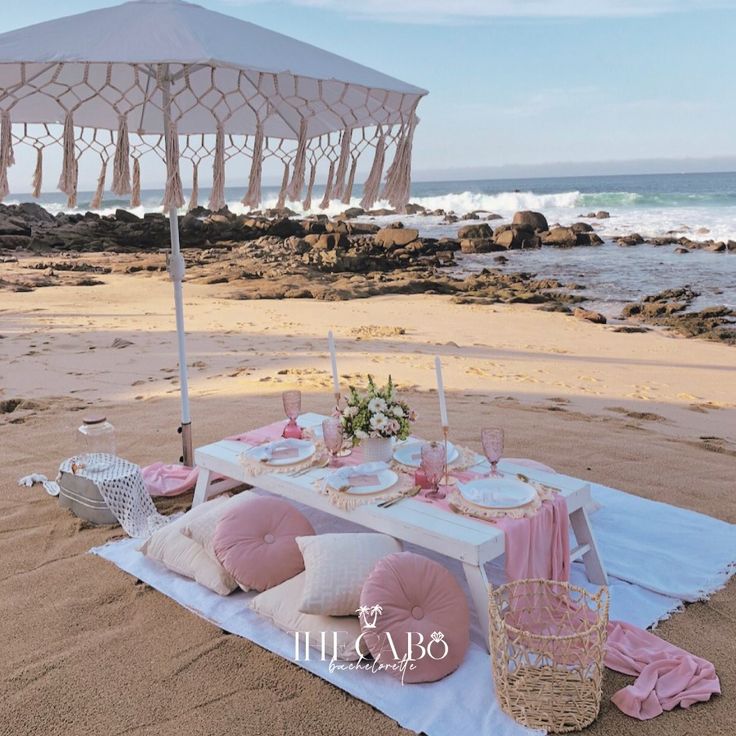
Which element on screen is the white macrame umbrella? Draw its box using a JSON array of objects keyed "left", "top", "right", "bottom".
[{"left": 0, "top": 0, "right": 427, "bottom": 465}]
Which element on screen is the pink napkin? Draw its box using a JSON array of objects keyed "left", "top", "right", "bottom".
[
  {"left": 605, "top": 620, "right": 720, "bottom": 719},
  {"left": 142, "top": 462, "right": 199, "bottom": 497},
  {"left": 347, "top": 473, "right": 381, "bottom": 487},
  {"left": 269, "top": 446, "right": 300, "bottom": 460}
]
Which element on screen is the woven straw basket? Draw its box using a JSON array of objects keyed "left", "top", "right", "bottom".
[{"left": 488, "top": 579, "right": 609, "bottom": 733}]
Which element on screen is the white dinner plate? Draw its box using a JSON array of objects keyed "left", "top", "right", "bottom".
[
  {"left": 326, "top": 462, "right": 398, "bottom": 495},
  {"left": 457, "top": 476, "right": 536, "bottom": 509},
  {"left": 393, "top": 440, "right": 459, "bottom": 468},
  {"left": 244, "top": 438, "right": 316, "bottom": 467}
]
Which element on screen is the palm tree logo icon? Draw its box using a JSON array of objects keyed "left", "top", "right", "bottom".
[{"left": 356, "top": 604, "right": 383, "bottom": 629}]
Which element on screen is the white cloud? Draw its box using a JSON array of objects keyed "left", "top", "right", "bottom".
[{"left": 225, "top": 0, "right": 729, "bottom": 22}]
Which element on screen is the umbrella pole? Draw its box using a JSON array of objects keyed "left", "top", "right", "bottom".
[
  {"left": 167, "top": 209, "right": 193, "bottom": 466},
  {"left": 160, "top": 64, "right": 193, "bottom": 466}
]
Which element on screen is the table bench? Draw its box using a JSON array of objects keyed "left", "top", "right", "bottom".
[{"left": 193, "top": 413, "right": 608, "bottom": 651}]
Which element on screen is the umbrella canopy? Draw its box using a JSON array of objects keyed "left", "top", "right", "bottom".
[
  {"left": 0, "top": 0, "right": 427, "bottom": 465},
  {"left": 0, "top": 0, "right": 427, "bottom": 212}
]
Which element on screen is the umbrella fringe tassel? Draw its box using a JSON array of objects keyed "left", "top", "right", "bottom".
[
  {"left": 331, "top": 127, "right": 352, "bottom": 201},
  {"left": 303, "top": 160, "right": 317, "bottom": 211},
  {"left": 111, "top": 115, "right": 131, "bottom": 196},
  {"left": 57, "top": 113, "right": 79, "bottom": 208},
  {"left": 188, "top": 162, "right": 199, "bottom": 212},
  {"left": 131, "top": 157, "right": 142, "bottom": 208},
  {"left": 360, "top": 130, "right": 385, "bottom": 210},
  {"left": 208, "top": 125, "right": 226, "bottom": 212},
  {"left": 382, "top": 115, "right": 417, "bottom": 212},
  {"left": 0, "top": 111, "right": 14, "bottom": 202},
  {"left": 162, "top": 118, "right": 185, "bottom": 211},
  {"left": 242, "top": 123, "right": 263, "bottom": 210},
  {"left": 90, "top": 158, "right": 108, "bottom": 210},
  {"left": 287, "top": 118, "right": 308, "bottom": 202},
  {"left": 319, "top": 160, "right": 335, "bottom": 210},
  {"left": 276, "top": 161, "right": 290, "bottom": 210},
  {"left": 32, "top": 147, "right": 43, "bottom": 199}
]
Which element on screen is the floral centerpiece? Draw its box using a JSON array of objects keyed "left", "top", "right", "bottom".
[{"left": 340, "top": 376, "right": 415, "bottom": 462}]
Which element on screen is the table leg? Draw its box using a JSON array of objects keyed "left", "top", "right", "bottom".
[
  {"left": 569, "top": 506, "right": 608, "bottom": 586},
  {"left": 192, "top": 467, "right": 212, "bottom": 507},
  {"left": 463, "top": 562, "right": 491, "bottom": 653}
]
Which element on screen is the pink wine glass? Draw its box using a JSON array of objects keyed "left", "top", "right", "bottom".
[
  {"left": 421, "top": 441, "right": 446, "bottom": 500},
  {"left": 321, "top": 416, "right": 344, "bottom": 466},
  {"left": 481, "top": 427, "right": 504, "bottom": 477},
  {"left": 282, "top": 390, "right": 303, "bottom": 439}
]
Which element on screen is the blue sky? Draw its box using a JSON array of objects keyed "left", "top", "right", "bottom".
[{"left": 2, "top": 0, "right": 734, "bottom": 183}]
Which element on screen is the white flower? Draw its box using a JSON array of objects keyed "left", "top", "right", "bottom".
[
  {"left": 370, "top": 413, "right": 389, "bottom": 431},
  {"left": 391, "top": 405, "right": 404, "bottom": 418},
  {"left": 368, "top": 397, "right": 387, "bottom": 414},
  {"left": 355, "top": 429, "right": 368, "bottom": 440},
  {"left": 344, "top": 405, "right": 358, "bottom": 418}
]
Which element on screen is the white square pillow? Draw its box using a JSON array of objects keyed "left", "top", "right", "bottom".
[
  {"left": 183, "top": 491, "right": 258, "bottom": 562},
  {"left": 139, "top": 496, "right": 237, "bottom": 596},
  {"left": 296, "top": 533, "right": 402, "bottom": 616},
  {"left": 250, "top": 573, "right": 368, "bottom": 661}
]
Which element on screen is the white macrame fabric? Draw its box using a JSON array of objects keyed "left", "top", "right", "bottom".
[
  {"left": 0, "top": 0, "right": 427, "bottom": 212},
  {"left": 59, "top": 455, "right": 170, "bottom": 538}
]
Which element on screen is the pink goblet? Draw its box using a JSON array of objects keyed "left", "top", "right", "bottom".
[
  {"left": 481, "top": 427, "right": 504, "bottom": 477},
  {"left": 321, "top": 416, "right": 344, "bottom": 467},
  {"left": 282, "top": 390, "right": 303, "bottom": 439},
  {"left": 421, "top": 441, "right": 446, "bottom": 500}
]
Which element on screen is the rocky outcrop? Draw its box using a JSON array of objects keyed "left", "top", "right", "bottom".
[{"left": 621, "top": 287, "right": 735, "bottom": 345}]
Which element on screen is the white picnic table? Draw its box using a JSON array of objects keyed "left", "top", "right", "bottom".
[{"left": 193, "top": 413, "right": 608, "bottom": 651}]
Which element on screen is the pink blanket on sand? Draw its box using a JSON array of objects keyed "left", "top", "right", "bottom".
[{"left": 496, "top": 481, "right": 720, "bottom": 720}]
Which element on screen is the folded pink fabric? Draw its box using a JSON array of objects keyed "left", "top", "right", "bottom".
[
  {"left": 142, "top": 462, "right": 199, "bottom": 497},
  {"left": 495, "top": 492, "right": 571, "bottom": 582},
  {"left": 605, "top": 620, "right": 720, "bottom": 719}
]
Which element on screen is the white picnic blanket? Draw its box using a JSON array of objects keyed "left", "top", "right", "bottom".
[{"left": 92, "top": 480, "right": 735, "bottom": 736}]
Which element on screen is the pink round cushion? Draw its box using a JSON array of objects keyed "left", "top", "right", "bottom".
[
  {"left": 360, "top": 552, "right": 470, "bottom": 683},
  {"left": 213, "top": 496, "right": 315, "bottom": 592}
]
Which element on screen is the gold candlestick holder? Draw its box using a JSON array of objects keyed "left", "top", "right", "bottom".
[{"left": 441, "top": 425, "right": 456, "bottom": 487}]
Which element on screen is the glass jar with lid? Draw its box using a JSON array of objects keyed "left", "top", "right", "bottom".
[{"left": 77, "top": 415, "right": 116, "bottom": 472}]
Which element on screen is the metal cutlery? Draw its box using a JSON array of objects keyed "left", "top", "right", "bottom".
[{"left": 378, "top": 485, "right": 421, "bottom": 509}]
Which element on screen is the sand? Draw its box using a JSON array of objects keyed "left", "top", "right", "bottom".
[{"left": 1, "top": 272, "right": 734, "bottom": 736}]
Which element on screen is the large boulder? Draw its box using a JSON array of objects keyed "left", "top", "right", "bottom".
[
  {"left": 494, "top": 227, "right": 540, "bottom": 250},
  {"left": 115, "top": 209, "right": 141, "bottom": 223},
  {"left": 512, "top": 211, "right": 548, "bottom": 232},
  {"left": 457, "top": 223, "right": 493, "bottom": 240},
  {"left": 541, "top": 227, "right": 577, "bottom": 247},
  {"left": 374, "top": 227, "right": 419, "bottom": 249}
]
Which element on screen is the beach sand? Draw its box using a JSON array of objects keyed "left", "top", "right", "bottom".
[{"left": 1, "top": 273, "right": 734, "bottom": 735}]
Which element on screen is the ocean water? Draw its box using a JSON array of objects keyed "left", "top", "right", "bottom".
[{"left": 7, "top": 171, "right": 736, "bottom": 318}]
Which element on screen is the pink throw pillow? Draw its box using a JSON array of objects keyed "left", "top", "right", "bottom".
[
  {"left": 213, "top": 496, "right": 315, "bottom": 592},
  {"left": 360, "top": 552, "right": 470, "bottom": 683}
]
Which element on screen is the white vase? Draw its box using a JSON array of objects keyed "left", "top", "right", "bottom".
[{"left": 361, "top": 436, "right": 394, "bottom": 463}]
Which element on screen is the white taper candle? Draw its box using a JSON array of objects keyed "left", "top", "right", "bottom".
[
  {"left": 435, "top": 355, "right": 448, "bottom": 428},
  {"left": 328, "top": 331, "right": 340, "bottom": 395}
]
